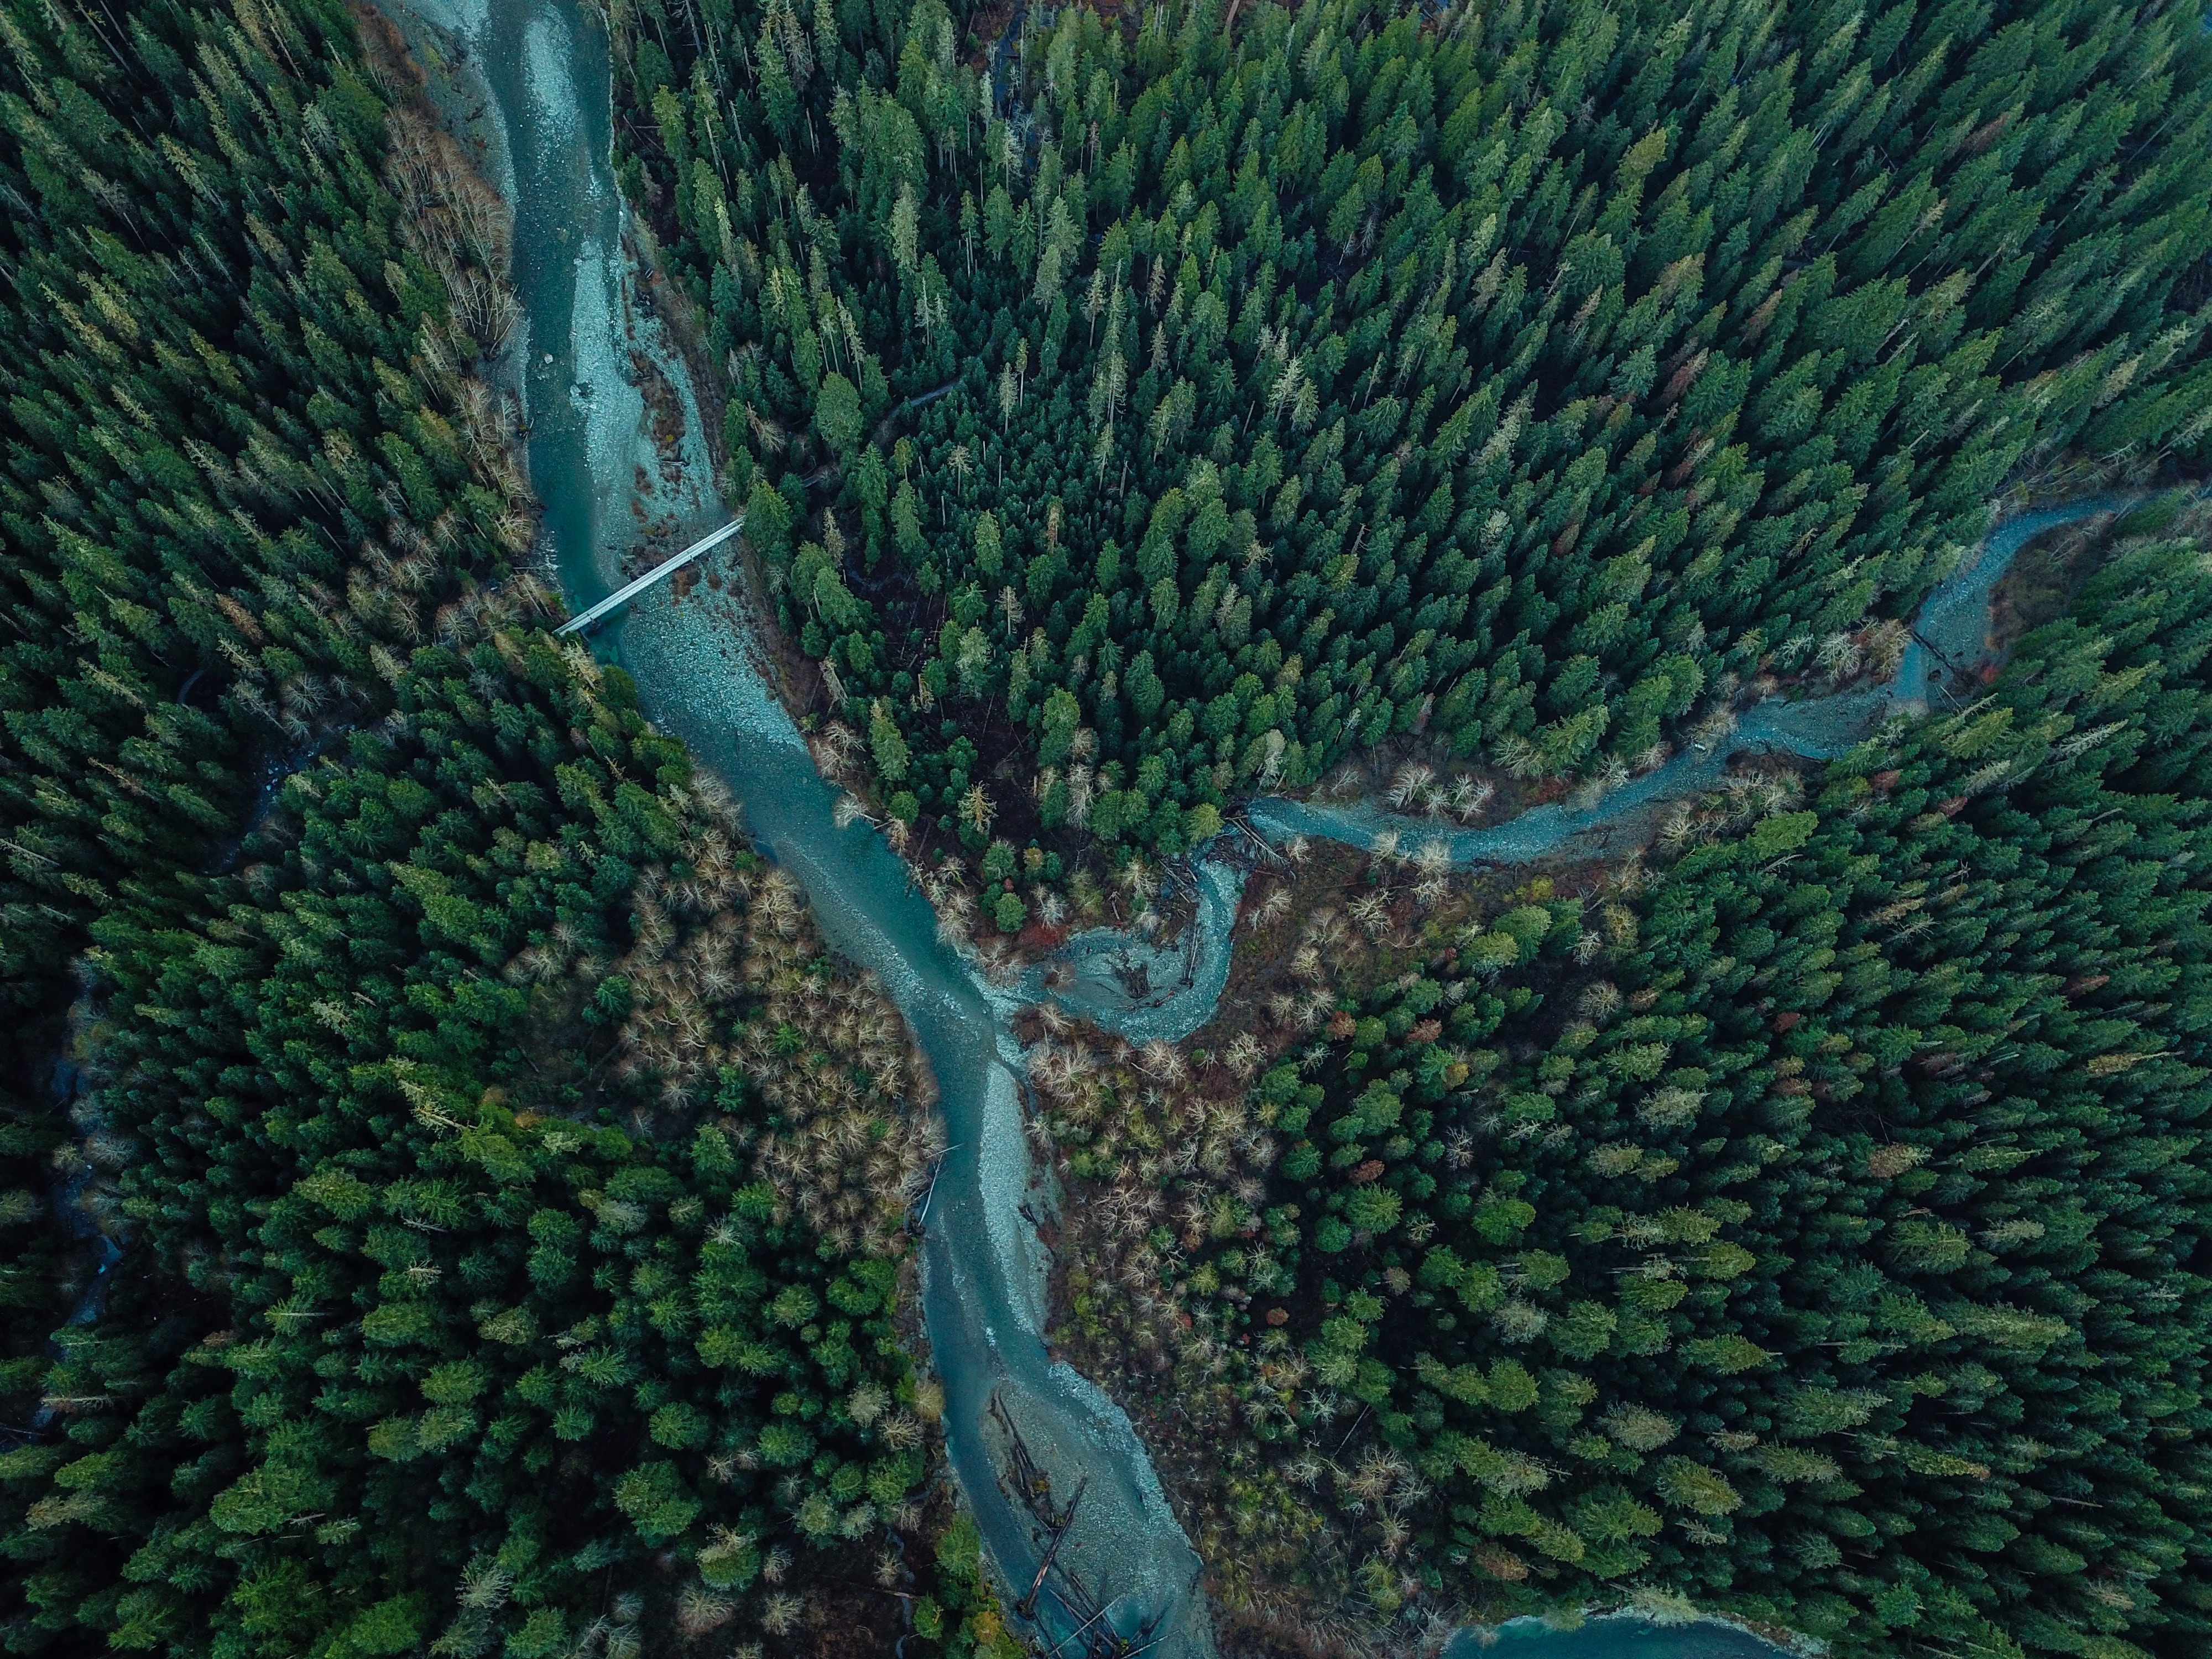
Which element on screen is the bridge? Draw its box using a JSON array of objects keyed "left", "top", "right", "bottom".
[{"left": 555, "top": 517, "right": 744, "bottom": 635}]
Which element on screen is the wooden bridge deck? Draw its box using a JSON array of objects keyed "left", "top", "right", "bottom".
[{"left": 554, "top": 517, "right": 744, "bottom": 635}]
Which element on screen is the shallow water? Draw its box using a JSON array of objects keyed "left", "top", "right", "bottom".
[
  {"left": 416, "top": 5, "right": 2124, "bottom": 1651},
  {"left": 435, "top": 3, "right": 1209, "bottom": 1652},
  {"left": 1051, "top": 499, "right": 2128, "bottom": 1045}
]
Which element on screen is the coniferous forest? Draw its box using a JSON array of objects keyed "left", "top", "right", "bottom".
[
  {"left": 1039, "top": 497, "right": 2212, "bottom": 1655},
  {"left": 608, "top": 0, "right": 2212, "bottom": 1649},
  {"left": 614, "top": 0, "right": 2212, "bottom": 898},
  {"left": 4, "top": 0, "right": 2212, "bottom": 1656},
  {"left": 1, "top": 4, "right": 953, "bottom": 1657}
]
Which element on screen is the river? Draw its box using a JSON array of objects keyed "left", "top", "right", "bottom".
[
  {"left": 384, "top": 3, "right": 2125, "bottom": 1653},
  {"left": 1040, "top": 495, "right": 2130, "bottom": 1046},
  {"left": 392, "top": 2, "right": 1211, "bottom": 1652}
]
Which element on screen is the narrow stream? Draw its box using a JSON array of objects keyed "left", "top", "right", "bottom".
[
  {"left": 1213, "top": 499, "right": 2130, "bottom": 1040},
  {"left": 1020, "top": 497, "right": 2131, "bottom": 1047},
  {"left": 387, "top": 6, "right": 2127, "bottom": 1653}
]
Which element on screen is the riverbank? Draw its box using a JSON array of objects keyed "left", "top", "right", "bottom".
[{"left": 1029, "top": 842, "right": 1689, "bottom": 1651}]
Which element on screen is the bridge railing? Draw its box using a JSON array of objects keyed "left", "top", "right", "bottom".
[{"left": 555, "top": 517, "right": 744, "bottom": 635}]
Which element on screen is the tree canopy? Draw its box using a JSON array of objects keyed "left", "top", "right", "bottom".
[
  {"left": 1038, "top": 505, "right": 2212, "bottom": 1653},
  {"left": 0, "top": 6, "right": 946, "bottom": 1656},
  {"left": 617, "top": 0, "right": 2212, "bottom": 880}
]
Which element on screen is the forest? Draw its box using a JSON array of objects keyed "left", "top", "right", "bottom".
[
  {"left": 1035, "top": 497, "right": 2212, "bottom": 1655},
  {"left": 612, "top": 0, "right": 2212, "bottom": 907},
  {"left": 592, "top": 2, "right": 2212, "bottom": 1632},
  {"left": 0, "top": 4, "right": 977, "bottom": 1657},
  {"left": 4, "top": 0, "right": 2212, "bottom": 1655}
]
